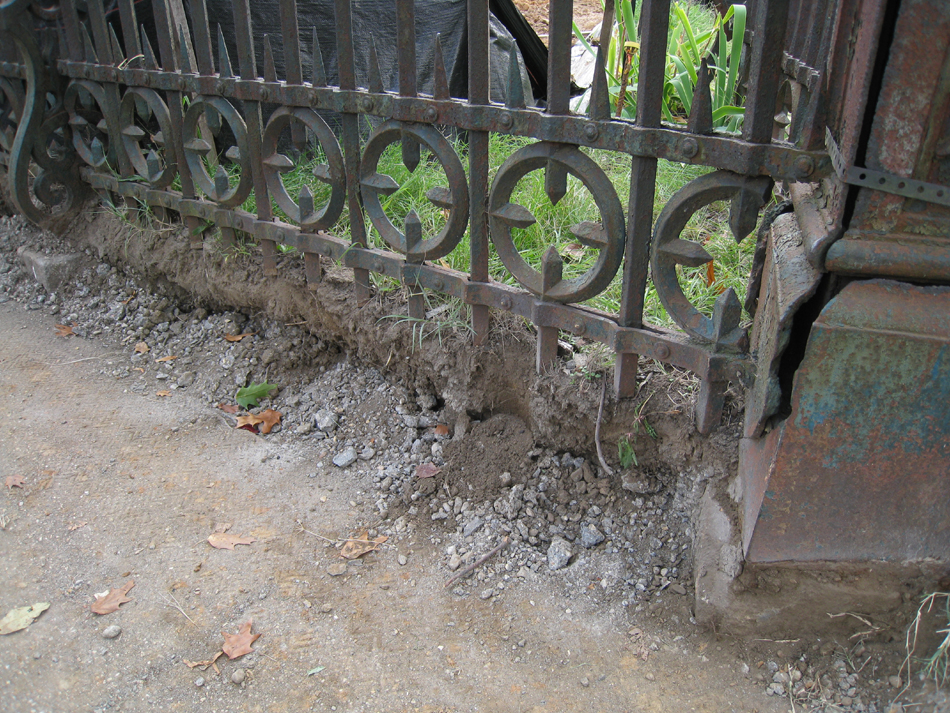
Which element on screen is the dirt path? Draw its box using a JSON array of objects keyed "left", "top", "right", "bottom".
[{"left": 0, "top": 292, "right": 798, "bottom": 712}]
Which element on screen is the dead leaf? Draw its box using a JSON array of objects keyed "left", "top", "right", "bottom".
[
  {"left": 213, "top": 522, "right": 232, "bottom": 533},
  {"left": 155, "top": 355, "right": 177, "bottom": 363},
  {"left": 184, "top": 651, "right": 223, "bottom": 670},
  {"left": 91, "top": 580, "right": 135, "bottom": 615},
  {"left": 563, "top": 242, "right": 586, "bottom": 262},
  {"left": 208, "top": 532, "right": 256, "bottom": 550},
  {"left": 134, "top": 342, "right": 149, "bottom": 354},
  {"left": 67, "top": 521, "right": 86, "bottom": 531},
  {"left": 120, "top": 293, "right": 136, "bottom": 305},
  {"left": 236, "top": 414, "right": 265, "bottom": 433},
  {"left": 433, "top": 424, "right": 451, "bottom": 437},
  {"left": 415, "top": 463, "right": 441, "bottom": 479},
  {"left": 54, "top": 323, "right": 76, "bottom": 337},
  {"left": 217, "top": 403, "right": 240, "bottom": 414},
  {"left": 0, "top": 602, "right": 50, "bottom": 635},
  {"left": 5, "top": 475, "right": 25, "bottom": 489},
  {"left": 221, "top": 620, "right": 261, "bottom": 659},
  {"left": 223, "top": 332, "right": 257, "bottom": 342},
  {"left": 339, "top": 531, "right": 388, "bottom": 560},
  {"left": 156, "top": 390, "right": 171, "bottom": 397},
  {"left": 257, "top": 409, "right": 282, "bottom": 434}
]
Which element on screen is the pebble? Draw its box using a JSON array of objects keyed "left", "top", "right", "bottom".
[
  {"left": 546, "top": 536, "right": 572, "bottom": 570},
  {"left": 645, "top": 673, "right": 655, "bottom": 681},
  {"left": 332, "top": 447, "right": 358, "bottom": 468},
  {"left": 447, "top": 554, "right": 462, "bottom": 571},
  {"left": 888, "top": 675, "right": 902, "bottom": 688},
  {"left": 580, "top": 676, "right": 590, "bottom": 687},
  {"left": 397, "top": 554, "right": 408, "bottom": 566},
  {"left": 327, "top": 562, "right": 347, "bottom": 576},
  {"left": 479, "top": 588, "right": 494, "bottom": 600},
  {"left": 231, "top": 668, "right": 246, "bottom": 685},
  {"left": 102, "top": 625, "right": 122, "bottom": 639},
  {"left": 195, "top": 677, "right": 205, "bottom": 687},
  {"left": 670, "top": 583, "right": 687, "bottom": 595},
  {"left": 320, "top": 603, "right": 333, "bottom": 613},
  {"left": 315, "top": 409, "right": 339, "bottom": 432},
  {"left": 579, "top": 522, "right": 605, "bottom": 548}
]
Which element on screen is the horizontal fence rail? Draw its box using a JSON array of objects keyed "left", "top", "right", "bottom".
[{"left": 0, "top": 0, "right": 833, "bottom": 433}]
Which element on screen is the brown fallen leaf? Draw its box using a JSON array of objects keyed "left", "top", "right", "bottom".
[
  {"left": 67, "top": 521, "right": 87, "bottom": 531},
  {"left": 433, "top": 424, "right": 451, "bottom": 437},
  {"left": 156, "top": 390, "right": 171, "bottom": 397},
  {"left": 91, "top": 580, "right": 135, "bottom": 615},
  {"left": 217, "top": 403, "right": 240, "bottom": 414},
  {"left": 415, "top": 462, "right": 441, "bottom": 479},
  {"left": 184, "top": 651, "right": 224, "bottom": 670},
  {"left": 5, "top": 475, "right": 25, "bottom": 489},
  {"left": 257, "top": 409, "right": 282, "bottom": 434},
  {"left": 120, "top": 293, "right": 136, "bottom": 305},
  {"left": 563, "top": 242, "right": 586, "bottom": 262},
  {"left": 223, "top": 332, "right": 257, "bottom": 342},
  {"left": 236, "top": 414, "right": 265, "bottom": 432},
  {"left": 134, "top": 342, "right": 149, "bottom": 354},
  {"left": 339, "top": 531, "right": 388, "bottom": 560},
  {"left": 221, "top": 620, "right": 261, "bottom": 659},
  {"left": 155, "top": 355, "right": 177, "bottom": 363},
  {"left": 208, "top": 532, "right": 256, "bottom": 550},
  {"left": 54, "top": 323, "right": 76, "bottom": 337},
  {"left": 213, "top": 522, "right": 232, "bottom": 533}
]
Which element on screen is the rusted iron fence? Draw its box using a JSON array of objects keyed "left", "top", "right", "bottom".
[{"left": 0, "top": 0, "right": 834, "bottom": 433}]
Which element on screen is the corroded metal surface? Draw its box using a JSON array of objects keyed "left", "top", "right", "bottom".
[{"left": 744, "top": 280, "right": 950, "bottom": 562}]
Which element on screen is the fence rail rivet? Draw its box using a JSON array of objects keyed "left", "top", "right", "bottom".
[
  {"left": 362, "top": 97, "right": 375, "bottom": 112},
  {"left": 500, "top": 113, "right": 513, "bottom": 129},
  {"left": 260, "top": 87, "right": 271, "bottom": 101},
  {"left": 433, "top": 278, "right": 444, "bottom": 290},
  {"left": 573, "top": 321, "right": 585, "bottom": 335},
  {"left": 795, "top": 155, "right": 815, "bottom": 178},
  {"left": 500, "top": 296, "right": 512, "bottom": 310},
  {"left": 584, "top": 123, "right": 599, "bottom": 141},
  {"left": 374, "top": 258, "right": 383, "bottom": 271},
  {"left": 680, "top": 137, "right": 699, "bottom": 159},
  {"left": 424, "top": 107, "right": 438, "bottom": 122},
  {"left": 655, "top": 344, "right": 670, "bottom": 359}
]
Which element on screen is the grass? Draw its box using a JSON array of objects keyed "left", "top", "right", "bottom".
[{"left": 903, "top": 591, "right": 950, "bottom": 690}]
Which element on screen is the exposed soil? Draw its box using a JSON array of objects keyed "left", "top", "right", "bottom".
[
  {"left": 514, "top": 0, "right": 605, "bottom": 40},
  {"left": 0, "top": 201, "right": 945, "bottom": 713}
]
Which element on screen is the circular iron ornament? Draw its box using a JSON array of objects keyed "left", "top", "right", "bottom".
[
  {"left": 261, "top": 106, "right": 344, "bottom": 229},
  {"left": 64, "top": 79, "right": 110, "bottom": 168},
  {"left": 360, "top": 120, "right": 469, "bottom": 261},
  {"left": 650, "top": 170, "right": 773, "bottom": 347},
  {"left": 0, "top": 76, "right": 25, "bottom": 153},
  {"left": 488, "top": 142, "right": 626, "bottom": 303},
  {"left": 119, "top": 88, "right": 176, "bottom": 188},
  {"left": 182, "top": 96, "right": 251, "bottom": 207}
]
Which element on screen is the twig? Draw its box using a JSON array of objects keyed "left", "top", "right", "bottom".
[
  {"left": 46, "top": 353, "right": 121, "bottom": 366},
  {"left": 294, "top": 524, "right": 384, "bottom": 546},
  {"left": 162, "top": 591, "right": 197, "bottom": 627},
  {"left": 444, "top": 536, "right": 510, "bottom": 589},
  {"left": 595, "top": 378, "right": 614, "bottom": 476}
]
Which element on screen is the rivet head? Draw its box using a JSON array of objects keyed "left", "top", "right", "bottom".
[
  {"left": 680, "top": 137, "right": 699, "bottom": 159},
  {"left": 573, "top": 321, "right": 586, "bottom": 335},
  {"left": 795, "top": 155, "right": 815, "bottom": 178},
  {"left": 424, "top": 106, "right": 438, "bottom": 122},
  {"left": 362, "top": 96, "right": 374, "bottom": 112},
  {"left": 142, "top": 74, "right": 152, "bottom": 87},
  {"left": 655, "top": 344, "right": 670, "bottom": 359},
  {"left": 433, "top": 278, "right": 444, "bottom": 290},
  {"left": 499, "top": 113, "right": 513, "bottom": 129},
  {"left": 584, "top": 123, "right": 599, "bottom": 141},
  {"left": 374, "top": 258, "right": 383, "bottom": 271},
  {"left": 260, "top": 87, "right": 270, "bottom": 101},
  {"left": 500, "top": 296, "right": 512, "bottom": 310}
]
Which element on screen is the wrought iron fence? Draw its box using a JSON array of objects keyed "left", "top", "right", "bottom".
[{"left": 0, "top": 0, "right": 833, "bottom": 433}]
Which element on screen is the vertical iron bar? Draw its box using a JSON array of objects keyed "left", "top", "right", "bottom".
[
  {"left": 742, "top": 0, "right": 790, "bottom": 144},
  {"left": 406, "top": 210, "right": 425, "bottom": 321},
  {"left": 335, "top": 0, "right": 371, "bottom": 302},
  {"left": 233, "top": 0, "right": 276, "bottom": 275},
  {"left": 87, "top": 0, "right": 132, "bottom": 176},
  {"left": 616, "top": 0, "right": 671, "bottom": 398},
  {"left": 190, "top": 0, "right": 215, "bottom": 75},
  {"left": 396, "top": 0, "right": 420, "bottom": 171},
  {"left": 116, "top": 0, "right": 142, "bottom": 59},
  {"left": 544, "top": 0, "right": 572, "bottom": 205},
  {"left": 86, "top": 0, "right": 114, "bottom": 64},
  {"left": 279, "top": 0, "right": 307, "bottom": 149},
  {"left": 468, "top": 0, "right": 491, "bottom": 345},
  {"left": 588, "top": 0, "right": 615, "bottom": 121},
  {"left": 536, "top": 246, "right": 562, "bottom": 371},
  {"left": 61, "top": 0, "right": 83, "bottom": 62}
]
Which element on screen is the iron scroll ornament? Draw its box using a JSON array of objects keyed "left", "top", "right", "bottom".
[
  {"left": 182, "top": 96, "right": 252, "bottom": 207},
  {"left": 488, "top": 142, "right": 626, "bottom": 303},
  {"left": 261, "top": 106, "right": 345, "bottom": 230},
  {"left": 651, "top": 170, "right": 773, "bottom": 349},
  {"left": 64, "top": 79, "right": 110, "bottom": 169},
  {"left": 360, "top": 120, "right": 469, "bottom": 261},
  {"left": 118, "top": 88, "right": 176, "bottom": 188}
]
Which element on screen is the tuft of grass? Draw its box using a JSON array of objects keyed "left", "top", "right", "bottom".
[{"left": 903, "top": 592, "right": 950, "bottom": 689}]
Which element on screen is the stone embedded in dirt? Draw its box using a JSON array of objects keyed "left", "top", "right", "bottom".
[
  {"left": 448, "top": 553, "right": 462, "bottom": 571},
  {"left": 479, "top": 588, "right": 494, "bottom": 600},
  {"left": 670, "top": 583, "right": 687, "bottom": 595},
  {"left": 315, "top": 409, "right": 339, "bottom": 432},
  {"left": 101, "top": 625, "right": 122, "bottom": 639},
  {"left": 888, "top": 675, "right": 902, "bottom": 688},
  {"left": 231, "top": 668, "right": 246, "bottom": 685},
  {"left": 177, "top": 371, "right": 196, "bottom": 388},
  {"left": 327, "top": 562, "right": 347, "bottom": 576},
  {"left": 579, "top": 523, "right": 605, "bottom": 548},
  {"left": 359, "top": 447, "right": 375, "bottom": 461},
  {"left": 494, "top": 484, "right": 524, "bottom": 521},
  {"left": 319, "top": 603, "right": 333, "bottom": 613},
  {"left": 397, "top": 554, "right": 408, "bottom": 566},
  {"left": 332, "top": 447, "right": 358, "bottom": 468},
  {"left": 17, "top": 247, "right": 82, "bottom": 292},
  {"left": 546, "top": 536, "right": 572, "bottom": 570},
  {"left": 499, "top": 471, "right": 512, "bottom": 487},
  {"left": 195, "top": 677, "right": 205, "bottom": 687},
  {"left": 462, "top": 518, "right": 484, "bottom": 538}
]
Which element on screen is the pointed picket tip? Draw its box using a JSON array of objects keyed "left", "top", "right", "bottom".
[
  {"left": 588, "top": 44, "right": 611, "bottom": 121},
  {"left": 141, "top": 25, "right": 159, "bottom": 70},
  {"left": 404, "top": 209, "right": 423, "bottom": 253},
  {"left": 490, "top": 202, "right": 536, "bottom": 230},
  {"left": 263, "top": 153, "right": 294, "bottom": 173},
  {"left": 312, "top": 164, "right": 332, "bottom": 182},
  {"left": 544, "top": 164, "right": 567, "bottom": 206},
  {"left": 109, "top": 24, "right": 125, "bottom": 65},
  {"left": 687, "top": 56, "right": 714, "bottom": 136},
  {"left": 224, "top": 145, "right": 241, "bottom": 163},
  {"left": 711, "top": 287, "right": 742, "bottom": 342},
  {"left": 505, "top": 48, "right": 525, "bottom": 109},
  {"left": 121, "top": 124, "right": 147, "bottom": 140},
  {"left": 214, "top": 165, "right": 231, "bottom": 195},
  {"left": 360, "top": 172, "right": 400, "bottom": 195},
  {"left": 311, "top": 28, "right": 327, "bottom": 87},
  {"left": 183, "top": 137, "right": 213, "bottom": 155},
  {"left": 425, "top": 186, "right": 453, "bottom": 209},
  {"left": 146, "top": 149, "right": 162, "bottom": 182},
  {"left": 368, "top": 36, "right": 384, "bottom": 94},
  {"left": 217, "top": 24, "right": 234, "bottom": 79},
  {"left": 540, "top": 245, "right": 564, "bottom": 295},
  {"left": 656, "top": 238, "right": 713, "bottom": 267},
  {"left": 432, "top": 34, "right": 450, "bottom": 101},
  {"left": 569, "top": 221, "right": 608, "bottom": 248},
  {"left": 297, "top": 184, "right": 315, "bottom": 221},
  {"left": 178, "top": 24, "right": 195, "bottom": 73},
  {"left": 90, "top": 136, "right": 106, "bottom": 167},
  {"left": 401, "top": 137, "right": 420, "bottom": 173},
  {"left": 262, "top": 34, "right": 278, "bottom": 83},
  {"left": 81, "top": 24, "right": 99, "bottom": 64}
]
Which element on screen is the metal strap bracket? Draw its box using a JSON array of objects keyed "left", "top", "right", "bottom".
[{"left": 826, "top": 128, "right": 950, "bottom": 208}]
